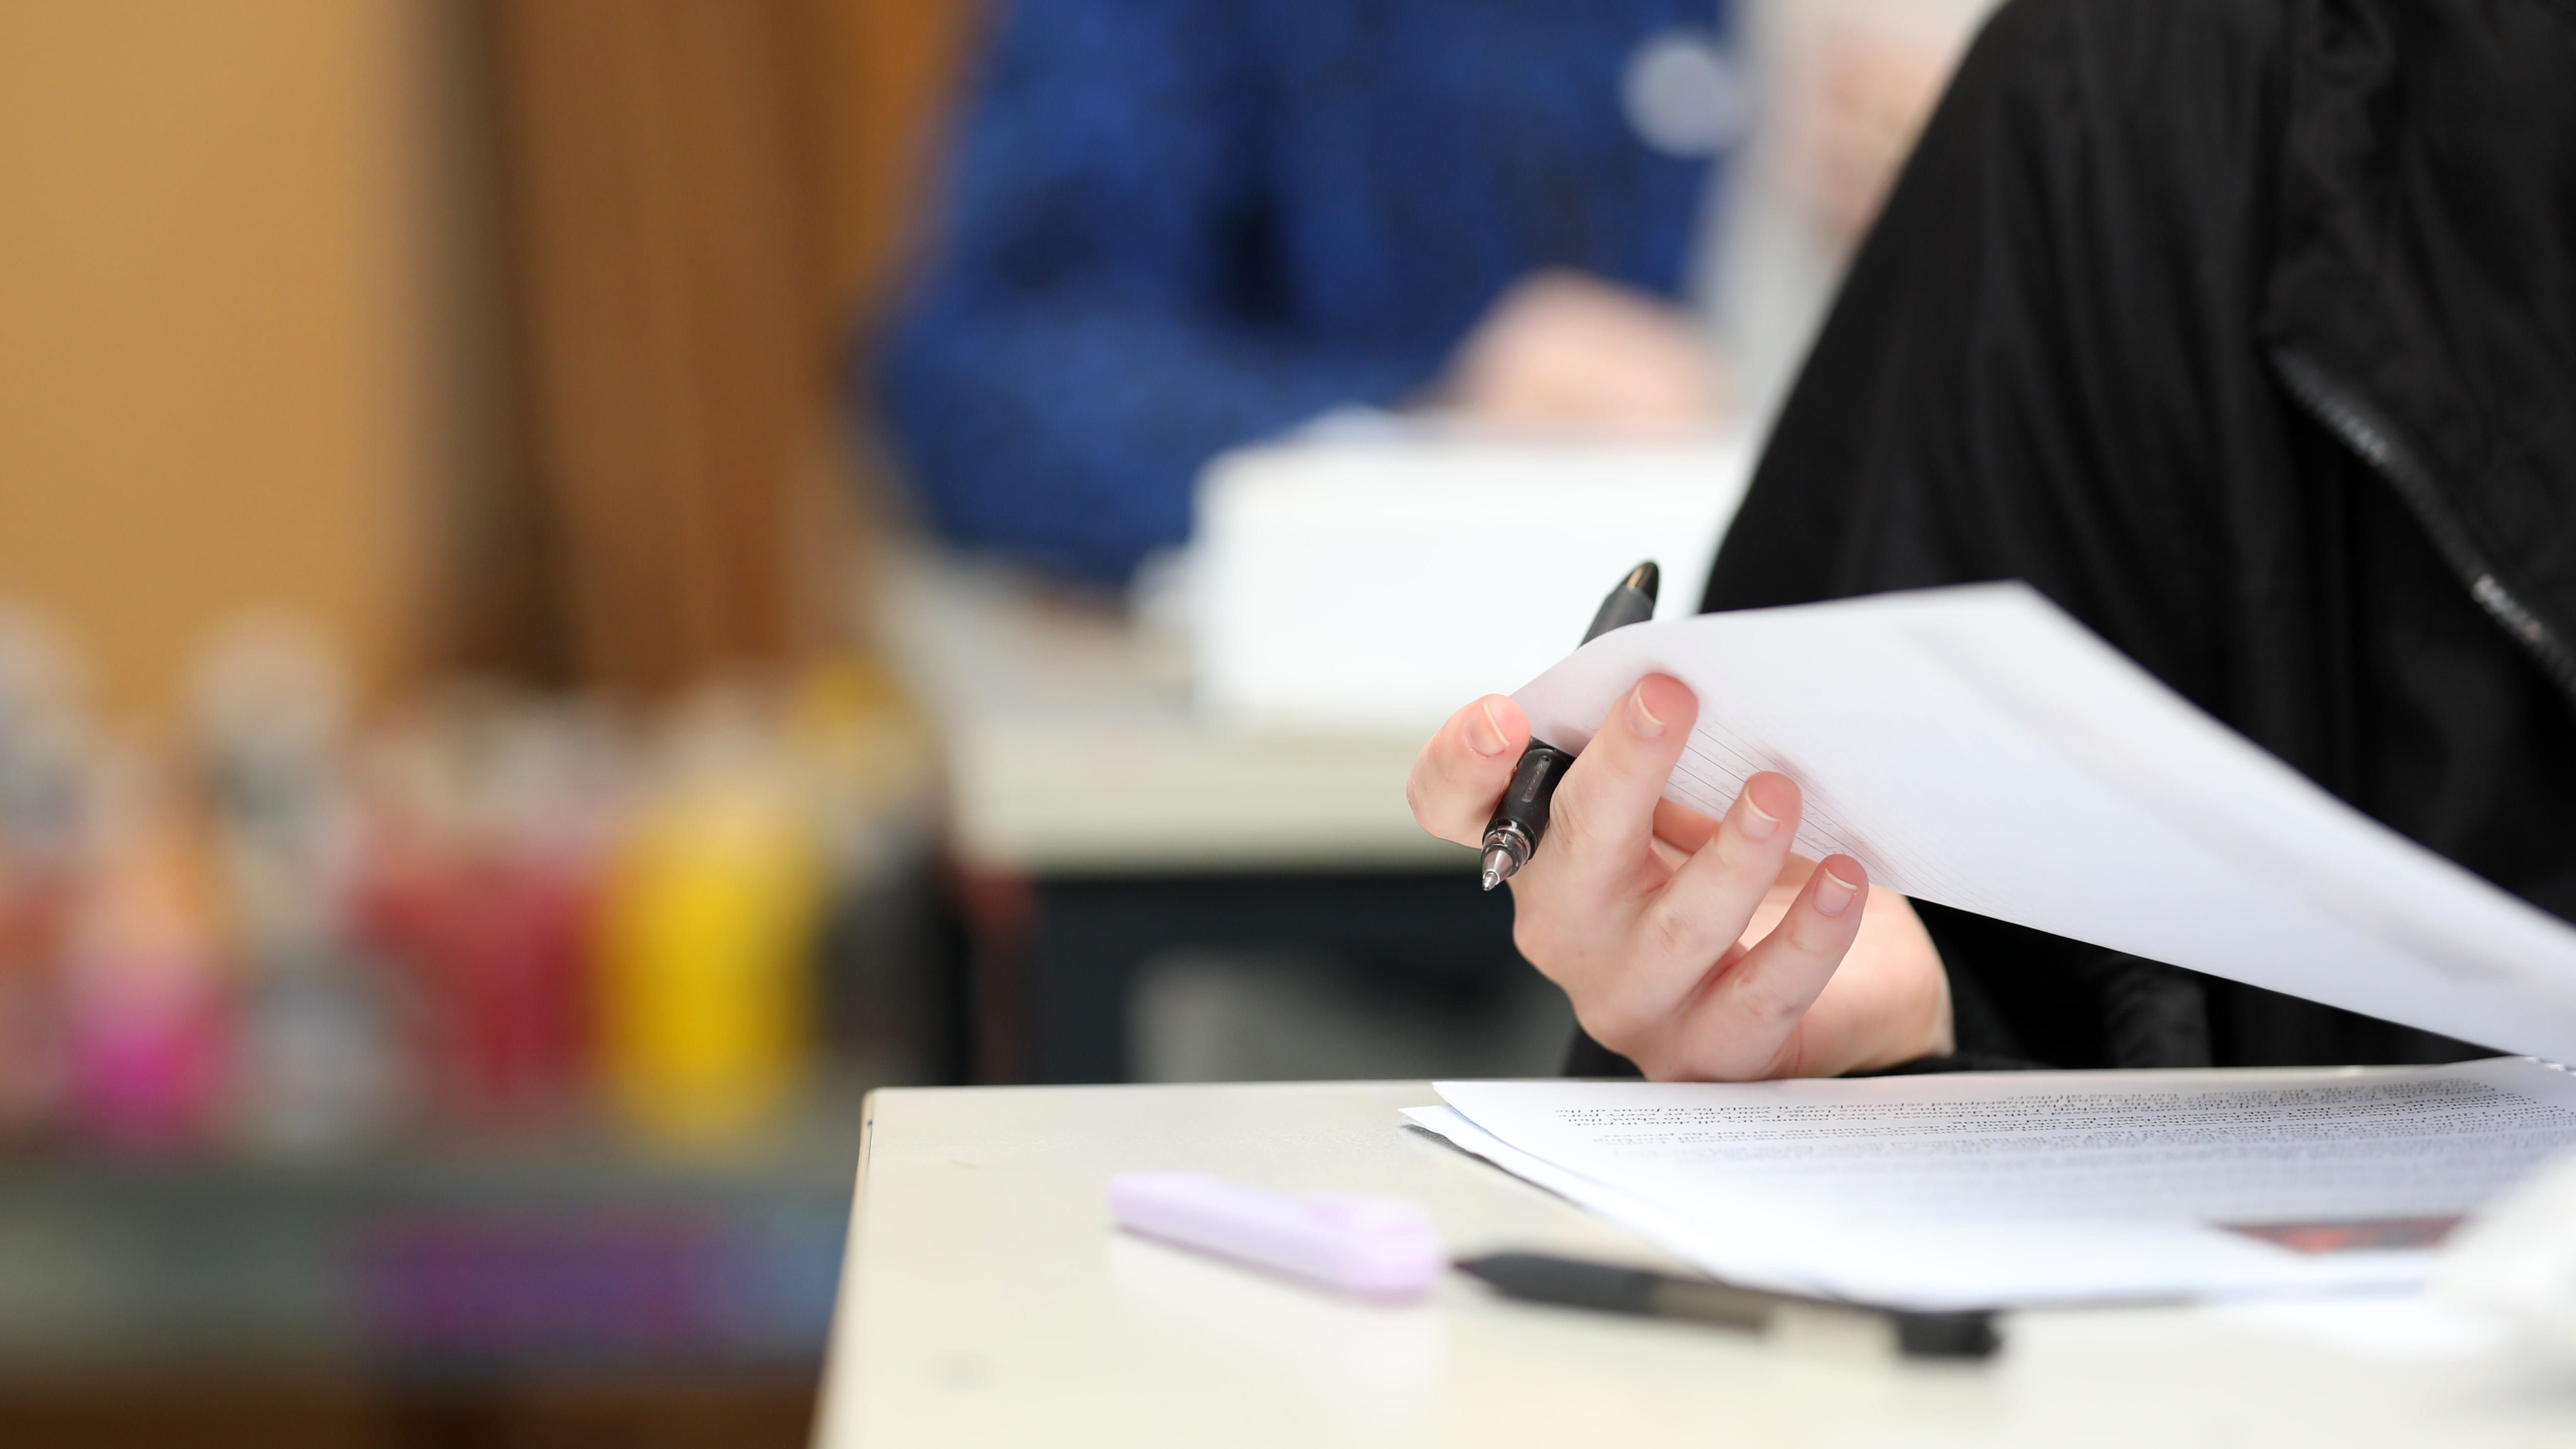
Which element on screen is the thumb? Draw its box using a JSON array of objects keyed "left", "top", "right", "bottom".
[{"left": 1407, "top": 696, "right": 1530, "bottom": 845}]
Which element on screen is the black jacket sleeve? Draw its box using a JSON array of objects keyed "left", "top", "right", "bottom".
[
  {"left": 1571, "top": 0, "right": 2556, "bottom": 1078},
  {"left": 1694, "top": 0, "right": 2299, "bottom": 1071}
]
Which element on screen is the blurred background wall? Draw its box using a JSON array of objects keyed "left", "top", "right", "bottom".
[
  {"left": 461, "top": 0, "right": 974, "bottom": 696},
  {"left": 0, "top": 0, "right": 442, "bottom": 721},
  {"left": 0, "top": 0, "right": 979, "bottom": 720}
]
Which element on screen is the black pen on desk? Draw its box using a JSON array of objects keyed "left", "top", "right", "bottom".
[
  {"left": 1455, "top": 1252, "right": 2002, "bottom": 1360},
  {"left": 1479, "top": 561, "right": 1662, "bottom": 891}
]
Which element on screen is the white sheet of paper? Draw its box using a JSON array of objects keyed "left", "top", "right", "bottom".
[
  {"left": 1190, "top": 426, "right": 1753, "bottom": 729},
  {"left": 1413, "top": 1059, "right": 2576, "bottom": 1308},
  {"left": 1511, "top": 583, "right": 2576, "bottom": 1062}
]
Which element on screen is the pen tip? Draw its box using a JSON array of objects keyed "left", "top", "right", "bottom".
[{"left": 1479, "top": 845, "right": 1514, "bottom": 892}]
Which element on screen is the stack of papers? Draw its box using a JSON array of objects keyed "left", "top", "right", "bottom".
[{"left": 1411, "top": 1060, "right": 2576, "bottom": 1308}]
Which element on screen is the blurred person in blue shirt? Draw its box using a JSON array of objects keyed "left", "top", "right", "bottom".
[{"left": 868, "top": 0, "right": 1746, "bottom": 586}]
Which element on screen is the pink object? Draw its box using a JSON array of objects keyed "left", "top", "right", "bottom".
[
  {"left": 1108, "top": 1172, "right": 1445, "bottom": 1301},
  {"left": 66, "top": 958, "right": 227, "bottom": 1153}
]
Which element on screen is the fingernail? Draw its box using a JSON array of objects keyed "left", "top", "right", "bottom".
[
  {"left": 1736, "top": 794, "right": 1779, "bottom": 842},
  {"left": 1627, "top": 684, "right": 1665, "bottom": 740},
  {"left": 1464, "top": 701, "right": 1508, "bottom": 757},
  {"left": 1813, "top": 864, "right": 1861, "bottom": 918}
]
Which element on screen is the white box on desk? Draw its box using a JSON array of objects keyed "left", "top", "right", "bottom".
[{"left": 1188, "top": 426, "right": 1757, "bottom": 731}]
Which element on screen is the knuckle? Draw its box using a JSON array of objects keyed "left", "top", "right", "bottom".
[
  {"left": 1547, "top": 787, "right": 1608, "bottom": 857},
  {"left": 1722, "top": 949, "right": 1834, "bottom": 1039},
  {"left": 1729, "top": 968, "right": 1800, "bottom": 1029},
  {"left": 1639, "top": 899, "right": 1723, "bottom": 968}
]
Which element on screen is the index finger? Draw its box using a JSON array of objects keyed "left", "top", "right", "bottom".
[
  {"left": 1529, "top": 674, "right": 1699, "bottom": 898},
  {"left": 1406, "top": 695, "right": 1530, "bottom": 846}
]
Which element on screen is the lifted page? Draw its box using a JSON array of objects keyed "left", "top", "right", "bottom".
[{"left": 1511, "top": 584, "right": 2576, "bottom": 1062}]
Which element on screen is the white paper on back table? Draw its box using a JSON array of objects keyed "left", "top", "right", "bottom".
[
  {"left": 1188, "top": 422, "right": 1754, "bottom": 731},
  {"left": 1509, "top": 582, "right": 2576, "bottom": 1063}
]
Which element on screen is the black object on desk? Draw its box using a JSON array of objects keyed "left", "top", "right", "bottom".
[
  {"left": 1480, "top": 562, "right": 1661, "bottom": 891},
  {"left": 1455, "top": 1251, "right": 2002, "bottom": 1360}
]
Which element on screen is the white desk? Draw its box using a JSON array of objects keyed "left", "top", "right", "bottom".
[
  {"left": 869, "top": 547, "right": 1458, "bottom": 876},
  {"left": 814, "top": 1080, "right": 2576, "bottom": 1447}
]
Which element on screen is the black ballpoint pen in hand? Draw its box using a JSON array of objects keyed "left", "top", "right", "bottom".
[{"left": 1479, "top": 561, "right": 1661, "bottom": 891}]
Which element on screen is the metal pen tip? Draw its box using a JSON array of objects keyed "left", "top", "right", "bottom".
[{"left": 1479, "top": 844, "right": 1515, "bottom": 892}]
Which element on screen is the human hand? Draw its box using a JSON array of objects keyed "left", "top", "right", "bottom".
[
  {"left": 1406, "top": 680, "right": 1953, "bottom": 1080},
  {"left": 1437, "top": 270, "right": 1730, "bottom": 431}
]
